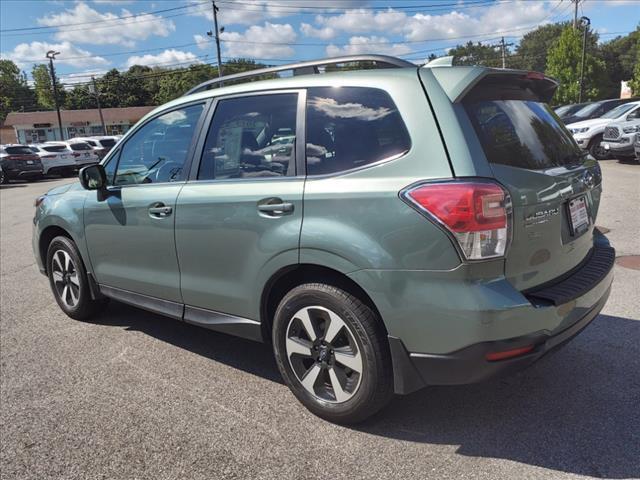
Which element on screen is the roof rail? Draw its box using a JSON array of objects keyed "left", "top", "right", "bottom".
[{"left": 183, "top": 55, "right": 415, "bottom": 96}]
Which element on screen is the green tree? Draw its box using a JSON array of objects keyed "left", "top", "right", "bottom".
[
  {"left": 546, "top": 26, "right": 606, "bottom": 105},
  {"left": 449, "top": 41, "right": 502, "bottom": 67},
  {"left": 64, "top": 84, "right": 94, "bottom": 110},
  {"left": 95, "top": 68, "right": 128, "bottom": 108},
  {"left": 122, "top": 65, "right": 155, "bottom": 106},
  {"left": 599, "top": 25, "right": 640, "bottom": 98},
  {"left": 628, "top": 49, "right": 640, "bottom": 95},
  {"left": 0, "top": 60, "right": 34, "bottom": 121},
  {"left": 31, "top": 63, "right": 64, "bottom": 110},
  {"left": 512, "top": 22, "right": 576, "bottom": 72}
]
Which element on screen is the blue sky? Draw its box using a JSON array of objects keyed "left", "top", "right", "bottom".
[{"left": 1, "top": 0, "right": 638, "bottom": 86}]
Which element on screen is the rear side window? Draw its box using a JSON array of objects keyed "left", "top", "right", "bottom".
[
  {"left": 305, "top": 87, "right": 410, "bottom": 176},
  {"left": 100, "top": 139, "right": 116, "bottom": 148},
  {"left": 465, "top": 100, "right": 581, "bottom": 170},
  {"left": 198, "top": 93, "right": 298, "bottom": 180},
  {"left": 5, "top": 146, "right": 35, "bottom": 155},
  {"left": 69, "top": 143, "right": 91, "bottom": 151}
]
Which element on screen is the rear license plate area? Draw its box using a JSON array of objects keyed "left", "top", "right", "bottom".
[{"left": 567, "top": 195, "right": 590, "bottom": 236}]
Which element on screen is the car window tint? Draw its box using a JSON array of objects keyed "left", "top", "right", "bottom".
[
  {"left": 305, "top": 87, "right": 410, "bottom": 176},
  {"left": 43, "top": 145, "right": 67, "bottom": 153},
  {"left": 5, "top": 146, "right": 35, "bottom": 155},
  {"left": 69, "top": 143, "right": 92, "bottom": 151},
  {"left": 114, "top": 104, "right": 204, "bottom": 186},
  {"left": 100, "top": 139, "right": 116, "bottom": 148},
  {"left": 198, "top": 93, "right": 297, "bottom": 180}
]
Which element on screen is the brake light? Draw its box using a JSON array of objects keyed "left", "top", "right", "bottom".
[
  {"left": 72, "top": 152, "right": 81, "bottom": 157},
  {"left": 402, "top": 181, "right": 511, "bottom": 260}
]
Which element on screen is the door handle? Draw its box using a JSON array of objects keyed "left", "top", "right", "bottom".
[
  {"left": 148, "top": 204, "right": 173, "bottom": 217},
  {"left": 257, "top": 199, "right": 294, "bottom": 216}
]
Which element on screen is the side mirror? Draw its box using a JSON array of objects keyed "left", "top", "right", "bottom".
[{"left": 79, "top": 164, "right": 107, "bottom": 190}]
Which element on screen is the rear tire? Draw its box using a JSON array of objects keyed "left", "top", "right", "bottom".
[
  {"left": 46, "top": 236, "right": 100, "bottom": 321},
  {"left": 272, "top": 283, "right": 393, "bottom": 424},
  {"left": 589, "top": 134, "right": 609, "bottom": 160}
]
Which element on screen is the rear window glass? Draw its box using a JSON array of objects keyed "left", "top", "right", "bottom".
[
  {"left": 5, "top": 146, "right": 35, "bottom": 155},
  {"left": 305, "top": 87, "right": 410, "bottom": 175},
  {"left": 465, "top": 100, "right": 581, "bottom": 170},
  {"left": 69, "top": 143, "right": 91, "bottom": 151},
  {"left": 43, "top": 145, "right": 67, "bottom": 153},
  {"left": 100, "top": 138, "right": 116, "bottom": 148}
]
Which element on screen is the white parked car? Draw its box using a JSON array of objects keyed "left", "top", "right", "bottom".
[
  {"left": 600, "top": 118, "right": 640, "bottom": 159},
  {"left": 72, "top": 136, "right": 119, "bottom": 160},
  {"left": 634, "top": 133, "right": 640, "bottom": 163},
  {"left": 49, "top": 141, "right": 100, "bottom": 167},
  {"left": 567, "top": 101, "right": 640, "bottom": 159},
  {"left": 29, "top": 143, "right": 77, "bottom": 176}
]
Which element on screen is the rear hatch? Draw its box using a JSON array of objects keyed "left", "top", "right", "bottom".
[
  {"left": 2, "top": 146, "right": 43, "bottom": 171},
  {"left": 461, "top": 73, "right": 602, "bottom": 291}
]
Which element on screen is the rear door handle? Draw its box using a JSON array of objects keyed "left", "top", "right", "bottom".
[
  {"left": 148, "top": 204, "right": 173, "bottom": 217},
  {"left": 257, "top": 200, "right": 294, "bottom": 216}
]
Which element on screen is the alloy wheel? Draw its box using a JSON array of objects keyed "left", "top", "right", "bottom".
[
  {"left": 51, "top": 250, "right": 81, "bottom": 309},
  {"left": 285, "top": 306, "right": 363, "bottom": 403}
]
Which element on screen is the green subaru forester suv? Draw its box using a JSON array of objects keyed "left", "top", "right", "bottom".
[{"left": 33, "top": 56, "right": 614, "bottom": 423}]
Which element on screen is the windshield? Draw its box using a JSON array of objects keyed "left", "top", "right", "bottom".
[
  {"left": 554, "top": 105, "right": 571, "bottom": 116},
  {"left": 465, "top": 100, "right": 582, "bottom": 170},
  {"left": 573, "top": 103, "right": 600, "bottom": 117},
  {"left": 601, "top": 103, "right": 638, "bottom": 119}
]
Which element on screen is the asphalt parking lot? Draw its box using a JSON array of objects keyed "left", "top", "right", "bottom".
[{"left": 1, "top": 160, "right": 639, "bottom": 480}]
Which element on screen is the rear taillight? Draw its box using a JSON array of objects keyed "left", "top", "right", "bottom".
[
  {"left": 72, "top": 152, "right": 81, "bottom": 157},
  {"left": 402, "top": 181, "right": 511, "bottom": 260}
]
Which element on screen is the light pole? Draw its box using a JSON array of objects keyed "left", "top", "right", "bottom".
[
  {"left": 578, "top": 16, "right": 591, "bottom": 103},
  {"left": 46, "top": 50, "right": 64, "bottom": 141},
  {"left": 89, "top": 76, "right": 106, "bottom": 135},
  {"left": 207, "top": 0, "right": 224, "bottom": 84}
]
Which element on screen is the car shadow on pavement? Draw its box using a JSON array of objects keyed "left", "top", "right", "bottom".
[
  {"left": 357, "top": 313, "right": 640, "bottom": 479},
  {"left": 92, "top": 301, "right": 283, "bottom": 384},
  {"left": 92, "top": 305, "right": 639, "bottom": 478}
]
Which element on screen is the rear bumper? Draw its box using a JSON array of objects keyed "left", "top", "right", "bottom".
[
  {"left": 5, "top": 168, "right": 43, "bottom": 179},
  {"left": 389, "top": 283, "right": 610, "bottom": 393}
]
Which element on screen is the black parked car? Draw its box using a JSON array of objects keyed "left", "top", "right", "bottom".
[
  {"left": 554, "top": 102, "right": 590, "bottom": 120},
  {"left": 0, "top": 144, "right": 44, "bottom": 184},
  {"left": 561, "top": 98, "right": 639, "bottom": 125}
]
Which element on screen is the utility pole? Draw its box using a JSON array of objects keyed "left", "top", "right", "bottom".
[
  {"left": 89, "top": 76, "right": 106, "bottom": 135},
  {"left": 572, "top": 0, "right": 581, "bottom": 29},
  {"left": 499, "top": 37, "right": 514, "bottom": 69},
  {"left": 578, "top": 16, "right": 591, "bottom": 103},
  {"left": 46, "top": 50, "right": 64, "bottom": 141},
  {"left": 208, "top": 0, "right": 224, "bottom": 84}
]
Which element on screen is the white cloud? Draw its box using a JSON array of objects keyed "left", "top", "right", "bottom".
[
  {"left": 300, "top": 23, "right": 336, "bottom": 41},
  {"left": 93, "top": 0, "right": 134, "bottom": 4},
  {"left": 59, "top": 69, "right": 109, "bottom": 87},
  {"left": 125, "top": 49, "right": 202, "bottom": 68},
  {"left": 221, "top": 23, "right": 297, "bottom": 59},
  {"left": 37, "top": 2, "right": 175, "bottom": 47},
  {"left": 1, "top": 41, "right": 110, "bottom": 69},
  {"left": 305, "top": 1, "right": 554, "bottom": 44},
  {"left": 193, "top": 34, "right": 210, "bottom": 51},
  {"left": 326, "top": 36, "right": 411, "bottom": 57}
]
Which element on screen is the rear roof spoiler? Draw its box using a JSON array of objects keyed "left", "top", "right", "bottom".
[{"left": 427, "top": 66, "right": 558, "bottom": 104}]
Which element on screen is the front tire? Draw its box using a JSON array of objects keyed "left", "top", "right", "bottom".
[
  {"left": 46, "top": 236, "right": 100, "bottom": 321},
  {"left": 589, "top": 134, "right": 609, "bottom": 160},
  {"left": 272, "top": 283, "right": 393, "bottom": 424}
]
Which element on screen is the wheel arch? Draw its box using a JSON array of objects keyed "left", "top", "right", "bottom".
[
  {"left": 39, "top": 225, "right": 74, "bottom": 274},
  {"left": 260, "top": 263, "right": 386, "bottom": 343}
]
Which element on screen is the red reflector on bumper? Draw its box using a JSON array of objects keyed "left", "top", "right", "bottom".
[{"left": 485, "top": 345, "right": 534, "bottom": 362}]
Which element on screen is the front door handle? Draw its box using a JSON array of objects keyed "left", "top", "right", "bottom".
[
  {"left": 148, "top": 203, "right": 173, "bottom": 218},
  {"left": 257, "top": 199, "right": 294, "bottom": 217}
]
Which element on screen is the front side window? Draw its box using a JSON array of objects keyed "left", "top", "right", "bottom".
[
  {"left": 114, "top": 104, "right": 204, "bottom": 185},
  {"left": 305, "top": 87, "right": 410, "bottom": 176},
  {"left": 198, "top": 93, "right": 298, "bottom": 180}
]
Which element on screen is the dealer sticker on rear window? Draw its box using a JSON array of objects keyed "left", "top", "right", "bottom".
[{"left": 568, "top": 196, "right": 590, "bottom": 236}]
